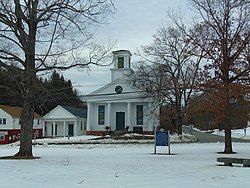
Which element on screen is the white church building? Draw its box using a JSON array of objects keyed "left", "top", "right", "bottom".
[{"left": 85, "top": 50, "right": 159, "bottom": 135}]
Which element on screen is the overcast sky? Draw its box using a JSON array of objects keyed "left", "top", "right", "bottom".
[{"left": 63, "top": 0, "right": 190, "bottom": 95}]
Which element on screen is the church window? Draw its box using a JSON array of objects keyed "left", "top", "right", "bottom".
[
  {"left": 118, "top": 57, "right": 124, "bottom": 68},
  {"left": 98, "top": 105, "right": 105, "bottom": 125},
  {"left": 136, "top": 105, "right": 143, "bottom": 125}
]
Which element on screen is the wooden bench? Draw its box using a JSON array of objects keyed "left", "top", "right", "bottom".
[{"left": 217, "top": 157, "right": 250, "bottom": 167}]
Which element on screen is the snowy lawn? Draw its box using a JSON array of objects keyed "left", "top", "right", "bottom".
[
  {"left": 1, "top": 143, "right": 250, "bottom": 188},
  {"left": 33, "top": 135, "right": 102, "bottom": 144}
]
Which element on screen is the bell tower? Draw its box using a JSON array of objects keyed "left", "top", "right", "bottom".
[{"left": 110, "top": 50, "right": 134, "bottom": 81}]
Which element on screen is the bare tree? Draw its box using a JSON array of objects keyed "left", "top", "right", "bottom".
[
  {"left": 132, "top": 25, "right": 203, "bottom": 134},
  {"left": 172, "top": 0, "right": 250, "bottom": 153},
  {"left": 0, "top": 0, "right": 114, "bottom": 158}
]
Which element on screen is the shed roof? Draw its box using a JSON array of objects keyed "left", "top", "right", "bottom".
[
  {"left": 61, "top": 106, "right": 87, "bottom": 118},
  {"left": 112, "top": 50, "right": 132, "bottom": 56}
]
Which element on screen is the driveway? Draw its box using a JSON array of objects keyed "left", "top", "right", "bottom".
[{"left": 182, "top": 126, "right": 250, "bottom": 143}]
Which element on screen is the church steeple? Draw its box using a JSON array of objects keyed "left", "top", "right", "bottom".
[{"left": 110, "top": 50, "right": 133, "bottom": 81}]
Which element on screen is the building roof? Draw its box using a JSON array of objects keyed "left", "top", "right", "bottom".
[
  {"left": 61, "top": 106, "right": 87, "bottom": 118},
  {"left": 112, "top": 50, "right": 132, "bottom": 56},
  {"left": 0, "top": 105, "right": 41, "bottom": 118}
]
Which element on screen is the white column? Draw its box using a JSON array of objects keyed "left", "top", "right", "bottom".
[
  {"left": 43, "top": 121, "right": 46, "bottom": 137},
  {"left": 127, "top": 102, "right": 131, "bottom": 130},
  {"left": 63, "top": 121, "right": 66, "bottom": 137},
  {"left": 52, "top": 121, "right": 56, "bottom": 138},
  {"left": 74, "top": 120, "right": 77, "bottom": 136},
  {"left": 148, "top": 102, "right": 152, "bottom": 109},
  {"left": 107, "top": 102, "right": 111, "bottom": 129},
  {"left": 87, "top": 103, "right": 92, "bottom": 132}
]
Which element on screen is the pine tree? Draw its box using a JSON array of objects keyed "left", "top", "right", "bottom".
[{"left": 0, "top": 69, "right": 84, "bottom": 116}]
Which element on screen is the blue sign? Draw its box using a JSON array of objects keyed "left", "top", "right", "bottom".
[{"left": 156, "top": 131, "right": 169, "bottom": 146}]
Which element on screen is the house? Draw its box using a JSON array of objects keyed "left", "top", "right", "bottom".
[
  {"left": 0, "top": 105, "right": 43, "bottom": 144},
  {"left": 43, "top": 105, "right": 87, "bottom": 137},
  {"left": 85, "top": 50, "right": 159, "bottom": 135}
]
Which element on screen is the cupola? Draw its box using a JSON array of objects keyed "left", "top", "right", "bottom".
[{"left": 110, "top": 50, "right": 134, "bottom": 81}]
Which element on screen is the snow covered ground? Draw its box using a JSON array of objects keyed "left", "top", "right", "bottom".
[
  {"left": 33, "top": 135, "right": 102, "bottom": 144},
  {"left": 212, "top": 127, "right": 250, "bottom": 140},
  {"left": 1, "top": 143, "right": 250, "bottom": 188}
]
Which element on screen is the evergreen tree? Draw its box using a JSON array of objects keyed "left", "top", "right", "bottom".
[
  {"left": 38, "top": 71, "right": 84, "bottom": 115},
  {"left": 0, "top": 68, "right": 22, "bottom": 107},
  {"left": 0, "top": 69, "right": 84, "bottom": 116}
]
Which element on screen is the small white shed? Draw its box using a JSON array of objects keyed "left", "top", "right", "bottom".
[{"left": 43, "top": 105, "right": 87, "bottom": 137}]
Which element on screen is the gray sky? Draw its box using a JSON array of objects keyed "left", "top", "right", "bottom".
[{"left": 63, "top": 0, "right": 190, "bottom": 95}]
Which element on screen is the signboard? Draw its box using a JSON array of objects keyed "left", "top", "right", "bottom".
[
  {"left": 154, "top": 130, "right": 170, "bottom": 154},
  {"left": 156, "top": 131, "right": 169, "bottom": 146}
]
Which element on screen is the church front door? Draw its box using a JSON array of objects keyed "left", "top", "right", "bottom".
[{"left": 116, "top": 112, "right": 125, "bottom": 131}]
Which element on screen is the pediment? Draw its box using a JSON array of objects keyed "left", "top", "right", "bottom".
[
  {"left": 43, "top": 105, "right": 76, "bottom": 119},
  {"left": 85, "top": 79, "right": 146, "bottom": 103},
  {"left": 0, "top": 109, "right": 12, "bottom": 118},
  {"left": 87, "top": 79, "right": 140, "bottom": 96}
]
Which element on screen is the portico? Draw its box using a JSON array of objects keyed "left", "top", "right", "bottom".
[
  {"left": 44, "top": 120, "right": 79, "bottom": 137},
  {"left": 86, "top": 102, "right": 134, "bottom": 131}
]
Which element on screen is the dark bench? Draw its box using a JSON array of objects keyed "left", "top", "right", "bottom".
[
  {"left": 133, "top": 126, "right": 143, "bottom": 134},
  {"left": 217, "top": 157, "right": 250, "bottom": 167}
]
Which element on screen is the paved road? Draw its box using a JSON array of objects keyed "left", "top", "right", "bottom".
[{"left": 182, "top": 126, "right": 250, "bottom": 143}]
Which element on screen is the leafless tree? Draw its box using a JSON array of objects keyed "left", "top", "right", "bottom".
[
  {"left": 172, "top": 0, "right": 250, "bottom": 153},
  {"left": 131, "top": 25, "right": 203, "bottom": 135},
  {"left": 0, "top": 0, "right": 114, "bottom": 158}
]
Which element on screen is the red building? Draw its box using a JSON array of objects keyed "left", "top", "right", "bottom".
[{"left": 0, "top": 105, "right": 44, "bottom": 144}]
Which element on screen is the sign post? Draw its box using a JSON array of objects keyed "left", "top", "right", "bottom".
[
  {"left": 154, "top": 126, "right": 157, "bottom": 154},
  {"left": 154, "top": 129, "right": 170, "bottom": 154}
]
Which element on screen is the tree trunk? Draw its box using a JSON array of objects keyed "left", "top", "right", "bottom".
[
  {"left": 14, "top": 74, "right": 35, "bottom": 158},
  {"left": 14, "top": 8, "right": 38, "bottom": 158},
  {"left": 224, "top": 106, "right": 233, "bottom": 154},
  {"left": 177, "top": 117, "right": 182, "bottom": 135},
  {"left": 224, "top": 125, "right": 233, "bottom": 153},
  {"left": 176, "top": 103, "right": 182, "bottom": 135}
]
